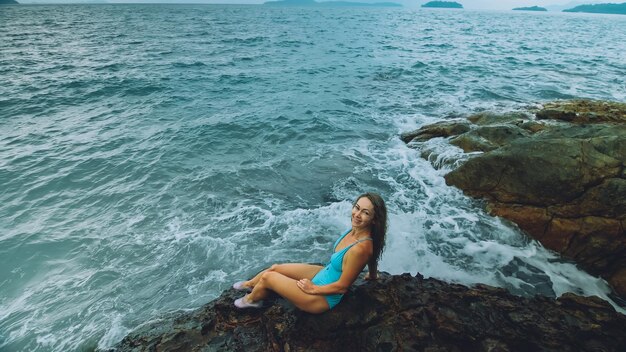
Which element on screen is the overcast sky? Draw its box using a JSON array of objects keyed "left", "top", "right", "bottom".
[{"left": 18, "top": 0, "right": 610, "bottom": 11}]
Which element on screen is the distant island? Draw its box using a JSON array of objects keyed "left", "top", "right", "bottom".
[
  {"left": 0, "top": 0, "right": 19, "bottom": 4},
  {"left": 421, "top": 1, "right": 463, "bottom": 8},
  {"left": 264, "top": 0, "right": 402, "bottom": 6},
  {"left": 513, "top": 6, "right": 547, "bottom": 11},
  {"left": 563, "top": 2, "right": 626, "bottom": 14}
]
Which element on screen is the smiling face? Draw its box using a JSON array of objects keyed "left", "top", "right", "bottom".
[{"left": 351, "top": 196, "right": 375, "bottom": 230}]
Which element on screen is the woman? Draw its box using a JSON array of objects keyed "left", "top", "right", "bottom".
[{"left": 233, "top": 192, "right": 387, "bottom": 314}]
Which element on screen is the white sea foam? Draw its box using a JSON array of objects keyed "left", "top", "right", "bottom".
[
  {"left": 97, "top": 314, "right": 129, "bottom": 351},
  {"left": 362, "top": 117, "right": 625, "bottom": 314}
]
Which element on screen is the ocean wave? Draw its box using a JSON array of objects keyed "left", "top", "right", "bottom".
[
  {"left": 372, "top": 67, "right": 415, "bottom": 81},
  {"left": 276, "top": 40, "right": 315, "bottom": 47},
  {"left": 217, "top": 73, "right": 262, "bottom": 85},
  {"left": 172, "top": 61, "right": 207, "bottom": 68},
  {"left": 220, "top": 36, "right": 268, "bottom": 45}
]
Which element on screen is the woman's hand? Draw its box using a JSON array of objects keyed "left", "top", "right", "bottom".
[
  {"left": 364, "top": 272, "right": 377, "bottom": 280},
  {"left": 297, "top": 279, "right": 318, "bottom": 294}
]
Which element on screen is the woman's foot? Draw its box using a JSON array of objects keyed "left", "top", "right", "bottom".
[
  {"left": 234, "top": 295, "right": 263, "bottom": 309},
  {"left": 233, "top": 281, "right": 252, "bottom": 292}
]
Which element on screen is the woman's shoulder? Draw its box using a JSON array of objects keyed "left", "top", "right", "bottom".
[{"left": 349, "top": 240, "right": 374, "bottom": 258}]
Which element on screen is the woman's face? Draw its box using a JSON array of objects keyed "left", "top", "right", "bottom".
[{"left": 351, "top": 197, "right": 375, "bottom": 230}]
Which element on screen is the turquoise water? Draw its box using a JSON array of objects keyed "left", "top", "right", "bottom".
[{"left": 1, "top": 4, "right": 625, "bottom": 351}]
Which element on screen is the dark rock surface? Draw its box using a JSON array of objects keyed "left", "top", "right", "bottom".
[
  {"left": 106, "top": 273, "right": 626, "bottom": 352},
  {"left": 402, "top": 100, "right": 626, "bottom": 297}
]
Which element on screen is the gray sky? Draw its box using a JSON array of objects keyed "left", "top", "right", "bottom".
[{"left": 18, "top": 0, "right": 610, "bottom": 11}]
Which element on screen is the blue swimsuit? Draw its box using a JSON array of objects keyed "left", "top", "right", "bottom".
[{"left": 311, "top": 229, "right": 372, "bottom": 309}]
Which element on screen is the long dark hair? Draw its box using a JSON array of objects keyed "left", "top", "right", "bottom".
[{"left": 354, "top": 192, "right": 387, "bottom": 267}]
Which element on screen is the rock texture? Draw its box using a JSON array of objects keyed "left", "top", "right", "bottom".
[
  {"left": 403, "top": 100, "right": 626, "bottom": 297},
  {"left": 107, "top": 273, "right": 626, "bottom": 352},
  {"left": 536, "top": 100, "right": 626, "bottom": 124}
]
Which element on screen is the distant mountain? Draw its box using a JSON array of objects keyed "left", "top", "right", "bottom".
[
  {"left": 318, "top": 1, "right": 401, "bottom": 6},
  {"left": 421, "top": 1, "right": 463, "bottom": 8},
  {"left": 546, "top": 0, "right": 609, "bottom": 12},
  {"left": 563, "top": 2, "right": 626, "bottom": 14},
  {"left": 0, "top": 0, "right": 19, "bottom": 4},
  {"left": 513, "top": 6, "right": 547, "bottom": 11},
  {"left": 264, "top": 0, "right": 402, "bottom": 6}
]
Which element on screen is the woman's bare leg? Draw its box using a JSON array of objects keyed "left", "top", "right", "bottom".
[
  {"left": 245, "top": 271, "right": 329, "bottom": 314},
  {"left": 243, "top": 263, "right": 323, "bottom": 288}
]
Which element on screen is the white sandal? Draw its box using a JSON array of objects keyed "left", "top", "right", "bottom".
[
  {"left": 234, "top": 296, "right": 263, "bottom": 309},
  {"left": 232, "top": 281, "right": 252, "bottom": 292}
]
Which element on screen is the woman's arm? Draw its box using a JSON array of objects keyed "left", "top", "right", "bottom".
[{"left": 297, "top": 245, "right": 371, "bottom": 295}]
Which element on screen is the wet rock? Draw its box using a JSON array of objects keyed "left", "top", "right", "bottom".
[
  {"left": 106, "top": 273, "right": 626, "bottom": 352},
  {"left": 518, "top": 120, "right": 548, "bottom": 133},
  {"left": 467, "top": 111, "right": 530, "bottom": 125},
  {"left": 444, "top": 138, "right": 622, "bottom": 205},
  {"left": 401, "top": 120, "right": 471, "bottom": 143},
  {"left": 450, "top": 125, "right": 531, "bottom": 152},
  {"left": 402, "top": 100, "right": 626, "bottom": 297},
  {"left": 537, "top": 100, "right": 626, "bottom": 123}
]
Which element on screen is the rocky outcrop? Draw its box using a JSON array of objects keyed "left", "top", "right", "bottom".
[
  {"left": 421, "top": 1, "right": 463, "bottom": 9},
  {"left": 536, "top": 100, "right": 626, "bottom": 123},
  {"left": 513, "top": 6, "right": 547, "bottom": 11},
  {"left": 107, "top": 273, "right": 626, "bottom": 352},
  {"left": 402, "top": 100, "right": 626, "bottom": 297},
  {"left": 563, "top": 3, "right": 626, "bottom": 15}
]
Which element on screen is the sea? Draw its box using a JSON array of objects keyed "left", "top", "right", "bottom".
[{"left": 1, "top": 4, "right": 625, "bottom": 351}]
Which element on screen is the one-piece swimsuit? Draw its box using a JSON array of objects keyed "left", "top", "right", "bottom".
[{"left": 311, "top": 229, "right": 372, "bottom": 309}]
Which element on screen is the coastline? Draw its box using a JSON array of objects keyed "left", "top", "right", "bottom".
[
  {"left": 402, "top": 99, "right": 626, "bottom": 299},
  {"left": 3, "top": 4, "right": 626, "bottom": 350},
  {"left": 105, "top": 272, "right": 626, "bottom": 351},
  {"left": 106, "top": 100, "right": 626, "bottom": 351}
]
